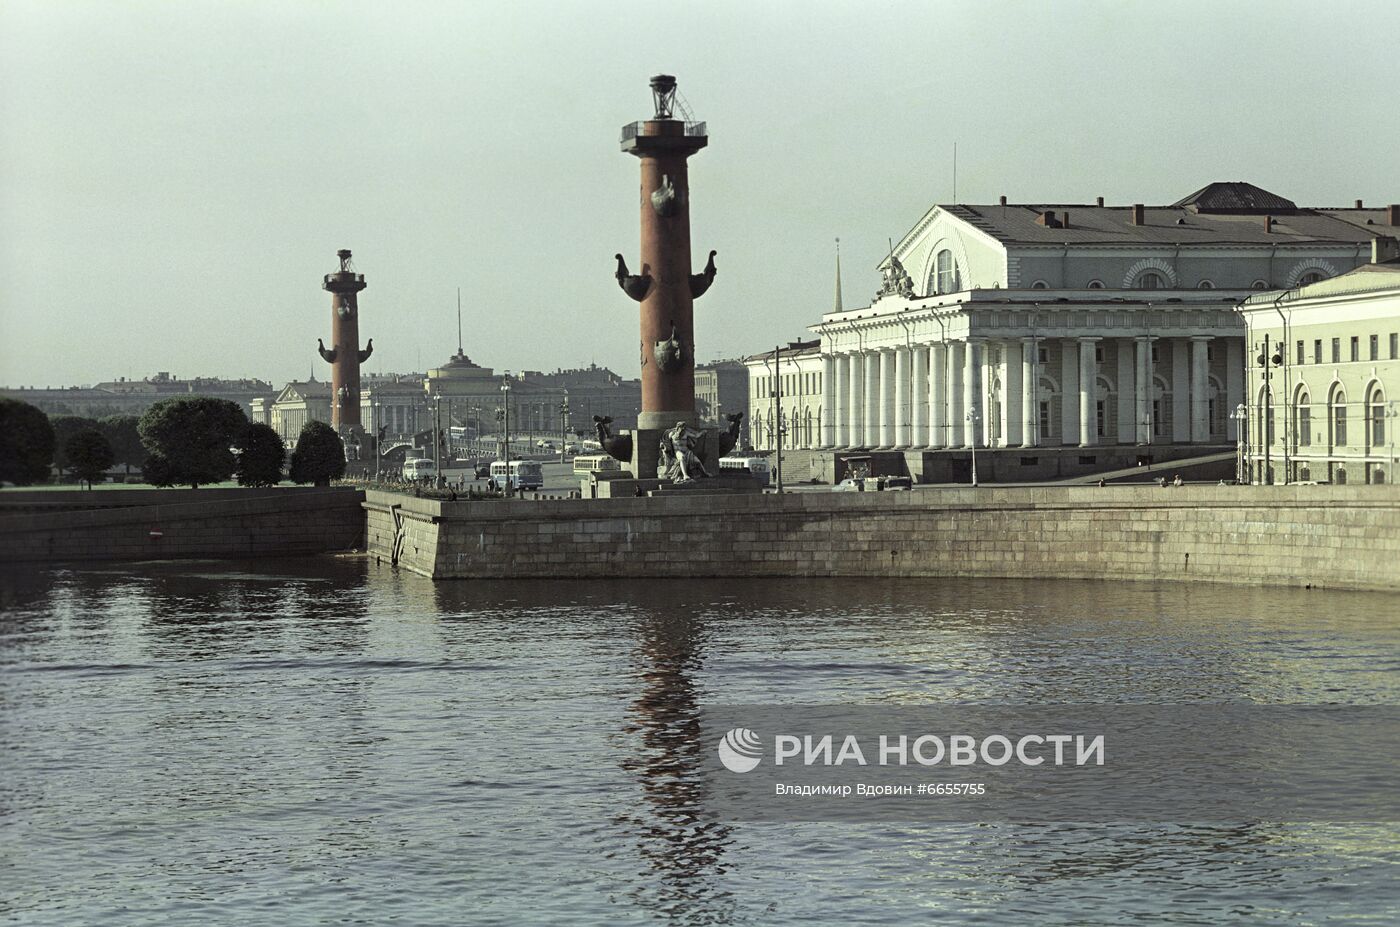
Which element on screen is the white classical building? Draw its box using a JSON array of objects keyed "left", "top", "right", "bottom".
[
  {"left": 811, "top": 184, "right": 1393, "bottom": 461},
  {"left": 744, "top": 340, "right": 823, "bottom": 450},
  {"left": 1239, "top": 242, "right": 1400, "bottom": 485}
]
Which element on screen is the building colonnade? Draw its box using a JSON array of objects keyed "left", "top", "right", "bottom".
[{"left": 818, "top": 335, "right": 1239, "bottom": 450}]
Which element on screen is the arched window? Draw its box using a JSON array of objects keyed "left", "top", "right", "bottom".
[
  {"left": 1368, "top": 385, "right": 1387, "bottom": 451},
  {"left": 1298, "top": 271, "right": 1326, "bottom": 287},
  {"left": 1197, "top": 280, "right": 1215, "bottom": 289},
  {"left": 1294, "top": 389, "right": 1312, "bottom": 451},
  {"left": 931, "top": 249, "right": 960, "bottom": 295},
  {"left": 1136, "top": 272, "right": 1163, "bottom": 290},
  {"left": 1251, "top": 280, "right": 1270, "bottom": 290},
  {"left": 1329, "top": 385, "right": 1348, "bottom": 449},
  {"left": 1030, "top": 280, "right": 1050, "bottom": 289},
  {"left": 1087, "top": 279, "right": 1105, "bottom": 289}
]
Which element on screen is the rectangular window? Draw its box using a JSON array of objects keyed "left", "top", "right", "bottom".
[
  {"left": 1332, "top": 338, "right": 1341, "bottom": 364},
  {"left": 1152, "top": 399, "right": 1164, "bottom": 436},
  {"left": 1020, "top": 457, "right": 1039, "bottom": 466},
  {"left": 1151, "top": 344, "right": 1159, "bottom": 363},
  {"left": 1372, "top": 405, "right": 1385, "bottom": 448},
  {"left": 1350, "top": 336, "right": 1359, "bottom": 362},
  {"left": 1392, "top": 333, "right": 1399, "bottom": 359},
  {"left": 1296, "top": 340, "right": 1305, "bottom": 365},
  {"left": 1314, "top": 339, "right": 1323, "bottom": 364},
  {"left": 1096, "top": 400, "right": 1106, "bottom": 436},
  {"left": 1370, "top": 334, "right": 1379, "bottom": 361},
  {"left": 1207, "top": 342, "right": 1215, "bottom": 362},
  {"left": 1038, "top": 401, "right": 1051, "bottom": 437},
  {"left": 1038, "top": 347, "right": 1048, "bottom": 364},
  {"left": 1299, "top": 407, "right": 1311, "bottom": 447},
  {"left": 1335, "top": 407, "right": 1347, "bottom": 447},
  {"left": 1094, "top": 346, "right": 1104, "bottom": 364}
]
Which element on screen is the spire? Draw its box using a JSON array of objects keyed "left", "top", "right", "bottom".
[
  {"left": 456, "top": 287, "right": 463, "bottom": 356},
  {"left": 833, "top": 237, "right": 844, "bottom": 313}
]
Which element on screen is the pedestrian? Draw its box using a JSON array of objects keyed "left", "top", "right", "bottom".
[
  {"left": 1097, "top": 478, "right": 1106, "bottom": 487},
  {"left": 1172, "top": 473, "right": 1183, "bottom": 487}
]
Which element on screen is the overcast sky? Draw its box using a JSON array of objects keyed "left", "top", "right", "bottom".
[{"left": 3, "top": 0, "right": 1396, "bottom": 389}]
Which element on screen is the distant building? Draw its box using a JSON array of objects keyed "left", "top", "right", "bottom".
[
  {"left": 424, "top": 352, "right": 639, "bottom": 440},
  {"left": 360, "top": 372, "right": 429, "bottom": 442},
  {"left": 1239, "top": 239, "right": 1400, "bottom": 485},
  {"left": 744, "top": 341, "right": 823, "bottom": 450},
  {"left": 0, "top": 371, "right": 275, "bottom": 419},
  {"left": 266, "top": 379, "right": 331, "bottom": 445},
  {"left": 694, "top": 360, "right": 748, "bottom": 428}
]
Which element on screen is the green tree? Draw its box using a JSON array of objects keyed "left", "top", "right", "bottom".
[
  {"left": 64, "top": 429, "right": 115, "bottom": 489},
  {"left": 137, "top": 397, "right": 246, "bottom": 488},
  {"left": 235, "top": 422, "right": 286, "bottom": 487},
  {"left": 50, "top": 415, "right": 101, "bottom": 477},
  {"left": 289, "top": 421, "right": 346, "bottom": 486},
  {"left": 100, "top": 415, "right": 145, "bottom": 477},
  {"left": 0, "top": 398, "right": 56, "bottom": 485}
]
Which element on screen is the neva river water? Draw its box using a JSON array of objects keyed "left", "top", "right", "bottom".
[{"left": 3, "top": 559, "right": 1399, "bottom": 925}]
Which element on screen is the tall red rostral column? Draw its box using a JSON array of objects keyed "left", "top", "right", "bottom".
[
  {"left": 318, "top": 249, "right": 373, "bottom": 431},
  {"left": 616, "top": 75, "right": 717, "bottom": 439}
]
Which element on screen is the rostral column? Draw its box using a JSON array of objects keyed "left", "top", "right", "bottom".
[
  {"left": 317, "top": 248, "right": 373, "bottom": 431},
  {"left": 614, "top": 75, "right": 717, "bottom": 449}
]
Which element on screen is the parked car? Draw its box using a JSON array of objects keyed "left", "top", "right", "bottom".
[{"left": 832, "top": 475, "right": 912, "bottom": 492}]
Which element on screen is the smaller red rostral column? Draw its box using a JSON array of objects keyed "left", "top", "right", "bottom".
[
  {"left": 318, "top": 249, "right": 373, "bottom": 431},
  {"left": 617, "top": 75, "right": 714, "bottom": 432}
]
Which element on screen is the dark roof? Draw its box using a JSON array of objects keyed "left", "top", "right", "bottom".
[
  {"left": 942, "top": 202, "right": 1381, "bottom": 247},
  {"left": 1171, "top": 182, "right": 1297, "bottom": 213}
]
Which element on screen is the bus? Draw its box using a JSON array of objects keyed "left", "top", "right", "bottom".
[
  {"left": 488, "top": 459, "right": 544, "bottom": 492},
  {"left": 573, "top": 454, "right": 622, "bottom": 475},
  {"left": 402, "top": 458, "right": 437, "bottom": 482},
  {"left": 718, "top": 456, "right": 771, "bottom": 486}
]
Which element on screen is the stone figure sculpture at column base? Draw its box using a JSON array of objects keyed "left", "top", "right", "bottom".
[{"left": 658, "top": 421, "right": 713, "bottom": 483}]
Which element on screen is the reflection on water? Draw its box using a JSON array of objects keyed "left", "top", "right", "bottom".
[{"left": 2, "top": 560, "right": 1399, "bottom": 925}]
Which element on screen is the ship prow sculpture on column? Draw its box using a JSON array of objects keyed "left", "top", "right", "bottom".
[{"left": 597, "top": 75, "right": 757, "bottom": 496}]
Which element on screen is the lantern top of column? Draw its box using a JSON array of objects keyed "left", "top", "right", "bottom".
[{"left": 621, "top": 75, "right": 707, "bottom": 155}]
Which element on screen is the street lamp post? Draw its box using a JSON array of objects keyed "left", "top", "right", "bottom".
[
  {"left": 559, "top": 393, "right": 570, "bottom": 465},
  {"left": 1233, "top": 403, "right": 1248, "bottom": 485},
  {"left": 500, "top": 377, "right": 512, "bottom": 495},
  {"left": 966, "top": 409, "right": 980, "bottom": 487},
  {"left": 431, "top": 391, "right": 442, "bottom": 487},
  {"left": 1386, "top": 399, "right": 1398, "bottom": 485}
]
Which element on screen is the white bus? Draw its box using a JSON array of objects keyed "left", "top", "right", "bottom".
[
  {"left": 573, "top": 454, "right": 622, "bottom": 475},
  {"left": 402, "top": 458, "right": 437, "bottom": 482},
  {"left": 718, "top": 456, "right": 771, "bottom": 486},
  {"left": 488, "top": 459, "right": 544, "bottom": 492}
]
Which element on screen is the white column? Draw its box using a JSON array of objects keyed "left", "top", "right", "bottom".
[
  {"left": 947, "top": 341, "right": 964, "bottom": 446},
  {"left": 831, "top": 354, "right": 847, "bottom": 446},
  {"left": 1190, "top": 337, "right": 1211, "bottom": 443},
  {"left": 850, "top": 352, "right": 865, "bottom": 447},
  {"left": 1135, "top": 337, "right": 1153, "bottom": 444},
  {"left": 820, "top": 353, "right": 836, "bottom": 447},
  {"left": 1116, "top": 339, "right": 1135, "bottom": 444},
  {"left": 1021, "top": 337, "right": 1038, "bottom": 447},
  {"left": 928, "top": 343, "right": 946, "bottom": 448},
  {"left": 1005, "top": 339, "right": 1024, "bottom": 448},
  {"left": 1060, "top": 338, "right": 1079, "bottom": 446},
  {"left": 893, "top": 346, "right": 910, "bottom": 448},
  {"left": 1172, "top": 338, "right": 1191, "bottom": 443},
  {"left": 963, "top": 340, "right": 982, "bottom": 447},
  {"left": 1226, "top": 339, "right": 1244, "bottom": 441},
  {"left": 875, "top": 349, "right": 892, "bottom": 447},
  {"left": 1079, "top": 337, "right": 1099, "bottom": 447},
  {"left": 863, "top": 351, "right": 879, "bottom": 447},
  {"left": 911, "top": 346, "right": 927, "bottom": 449}
]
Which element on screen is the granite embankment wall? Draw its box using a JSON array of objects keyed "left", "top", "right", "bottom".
[
  {"left": 0, "top": 488, "right": 365, "bottom": 563},
  {"left": 364, "top": 486, "right": 1400, "bottom": 591}
]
